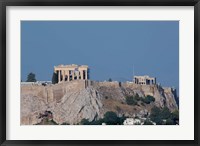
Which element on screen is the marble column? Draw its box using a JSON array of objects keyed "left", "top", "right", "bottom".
[
  {"left": 81, "top": 70, "right": 83, "bottom": 80},
  {"left": 58, "top": 70, "right": 60, "bottom": 83},
  {"left": 85, "top": 70, "right": 88, "bottom": 80},
  {"left": 68, "top": 70, "right": 70, "bottom": 81},
  {"left": 62, "top": 70, "right": 65, "bottom": 82},
  {"left": 72, "top": 70, "right": 74, "bottom": 80}
]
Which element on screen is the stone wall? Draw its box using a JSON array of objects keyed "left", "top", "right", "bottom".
[{"left": 21, "top": 80, "right": 86, "bottom": 104}]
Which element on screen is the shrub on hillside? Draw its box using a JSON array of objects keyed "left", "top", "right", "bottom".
[
  {"left": 79, "top": 111, "right": 126, "bottom": 125},
  {"left": 149, "top": 106, "right": 179, "bottom": 125},
  {"left": 104, "top": 111, "right": 118, "bottom": 125},
  {"left": 143, "top": 119, "right": 154, "bottom": 125},
  {"left": 165, "top": 118, "right": 174, "bottom": 125},
  {"left": 80, "top": 118, "right": 91, "bottom": 125},
  {"left": 90, "top": 118, "right": 104, "bottom": 125},
  {"left": 117, "top": 115, "right": 126, "bottom": 125},
  {"left": 125, "top": 96, "right": 137, "bottom": 105},
  {"left": 135, "top": 93, "right": 141, "bottom": 101},
  {"left": 149, "top": 106, "right": 163, "bottom": 125},
  {"left": 171, "top": 110, "right": 179, "bottom": 124},
  {"left": 171, "top": 110, "right": 179, "bottom": 120},
  {"left": 142, "top": 95, "right": 155, "bottom": 104},
  {"left": 160, "top": 106, "right": 171, "bottom": 119}
]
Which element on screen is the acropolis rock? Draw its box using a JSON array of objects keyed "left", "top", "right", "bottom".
[{"left": 21, "top": 80, "right": 178, "bottom": 125}]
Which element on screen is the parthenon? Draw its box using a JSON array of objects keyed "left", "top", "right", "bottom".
[
  {"left": 54, "top": 64, "right": 89, "bottom": 83},
  {"left": 134, "top": 75, "right": 156, "bottom": 85}
]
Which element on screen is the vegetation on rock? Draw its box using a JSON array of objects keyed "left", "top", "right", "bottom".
[
  {"left": 125, "top": 95, "right": 138, "bottom": 105},
  {"left": 149, "top": 106, "right": 179, "bottom": 125},
  {"left": 141, "top": 95, "right": 155, "bottom": 104},
  {"left": 80, "top": 111, "right": 126, "bottom": 125},
  {"left": 125, "top": 94, "right": 155, "bottom": 106},
  {"left": 143, "top": 119, "right": 154, "bottom": 125},
  {"left": 80, "top": 118, "right": 91, "bottom": 125}
]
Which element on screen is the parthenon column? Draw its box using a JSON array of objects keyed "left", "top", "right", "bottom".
[
  {"left": 62, "top": 70, "right": 65, "bottom": 82},
  {"left": 85, "top": 70, "right": 88, "bottom": 80},
  {"left": 68, "top": 70, "right": 70, "bottom": 81},
  {"left": 72, "top": 70, "right": 75, "bottom": 80},
  {"left": 58, "top": 70, "right": 61, "bottom": 83},
  {"left": 81, "top": 70, "right": 83, "bottom": 80}
]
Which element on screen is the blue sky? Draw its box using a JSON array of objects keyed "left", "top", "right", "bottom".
[{"left": 21, "top": 21, "right": 179, "bottom": 90}]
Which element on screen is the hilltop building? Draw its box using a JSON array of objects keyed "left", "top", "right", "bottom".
[
  {"left": 133, "top": 75, "right": 156, "bottom": 85},
  {"left": 54, "top": 64, "right": 89, "bottom": 83}
]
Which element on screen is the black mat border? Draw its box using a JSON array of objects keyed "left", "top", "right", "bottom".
[{"left": 0, "top": 0, "right": 199, "bottom": 146}]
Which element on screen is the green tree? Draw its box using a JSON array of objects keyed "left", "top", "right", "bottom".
[
  {"left": 117, "top": 115, "right": 126, "bottom": 125},
  {"left": 166, "top": 118, "right": 174, "bottom": 125},
  {"left": 90, "top": 118, "right": 104, "bottom": 125},
  {"left": 80, "top": 118, "right": 90, "bottom": 125},
  {"left": 108, "top": 78, "right": 112, "bottom": 82},
  {"left": 61, "top": 122, "right": 70, "bottom": 125},
  {"left": 149, "top": 106, "right": 178, "bottom": 125},
  {"left": 104, "top": 111, "right": 118, "bottom": 125},
  {"left": 126, "top": 96, "right": 137, "bottom": 105},
  {"left": 143, "top": 119, "right": 154, "bottom": 125},
  {"left": 135, "top": 93, "right": 141, "bottom": 101},
  {"left": 149, "top": 106, "right": 162, "bottom": 125},
  {"left": 160, "top": 107, "right": 171, "bottom": 119},
  {"left": 26, "top": 72, "right": 36, "bottom": 82},
  {"left": 171, "top": 110, "right": 179, "bottom": 124},
  {"left": 142, "top": 95, "right": 155, "bottom": 104},
  {"left": 52, "top": 72, "right": 58, "bottom": 84}
]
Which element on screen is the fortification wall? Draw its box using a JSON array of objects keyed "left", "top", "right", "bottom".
[
  {"left": 121, "top": 82, "right": 140, "bottom": 89},
  {"left": 21, "top": 80, "right": 86, "bottom": 104},
  {"left": 91, "top": 81, "right": 120, "bottom": 88},
  {"left": 52, "top": 80, "right": 86, "bottom": 102},
  {"left": 21, "top": 85, "right": 48, "bottom": 103},
  {"left": 98, "top": 81, "right": 119, "bottom": 87}
]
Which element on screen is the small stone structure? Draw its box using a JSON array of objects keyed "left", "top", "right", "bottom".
[
  {"left": 123, "top": 118, "right": 141, "bottom": 125},
  {"left": 54, "top": 64, "right": 89, "bottom": 83},
  {"left": 133, "top": 75, "right": 156, "bottom": 85}
]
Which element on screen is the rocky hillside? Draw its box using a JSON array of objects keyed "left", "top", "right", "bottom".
[{"left": 21, "top": 80, "right": 178, "bottom": 125}]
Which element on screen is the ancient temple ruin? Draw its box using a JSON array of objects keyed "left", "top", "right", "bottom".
[
  {"left": 133, "top": 75, "right": 156, "bottom": 85},
  {"left": 54, "top": 64, "right": 89, "bottom": 83}
]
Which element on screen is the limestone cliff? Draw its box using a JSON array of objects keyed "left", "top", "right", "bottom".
[
  {"left": 21, "top": 80, "right": 178, "bottom": 125},
  {"left": 52, "top": 87, "right": 103, "bottom": 124}
]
